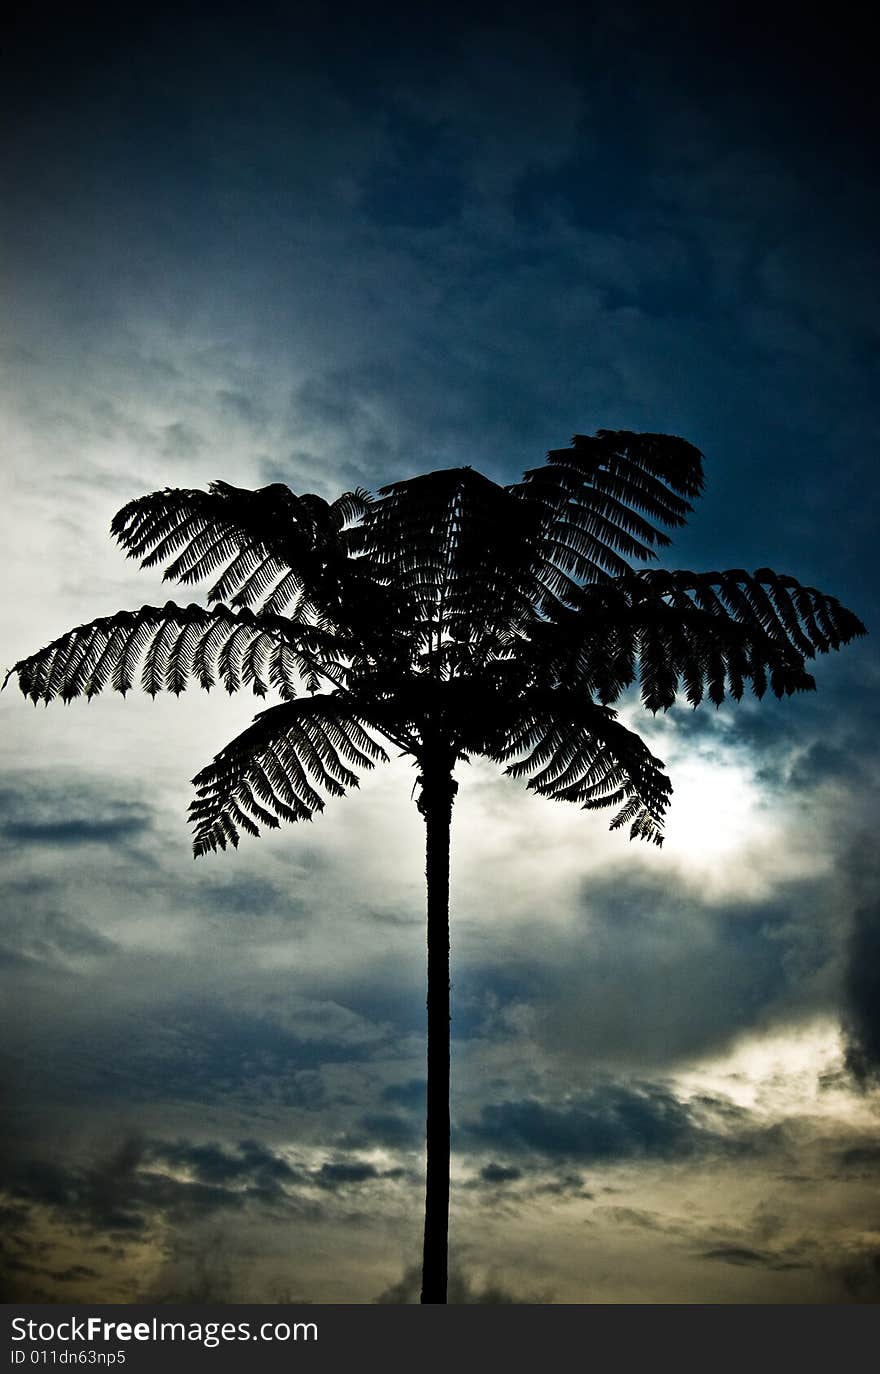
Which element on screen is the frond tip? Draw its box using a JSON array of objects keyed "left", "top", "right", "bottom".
[
  {"left": 530, "top": 566, "right": 867, "bottom": 713},
  {"left": 188, "top": 695, "right": 389, "bottom": 856},
  {"left": 510, "top": 430, "right": 706, "bottom": 606},
  {"left": 487, "top": 690, "right": 672, "bottom": 845}
]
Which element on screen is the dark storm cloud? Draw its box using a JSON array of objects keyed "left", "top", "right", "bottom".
[
  {"left": 0, "top": 776, "right": 158, "bottom": 968},
  {"left": 0, "top": 896, "right": 115, "bottom": 967},
  {"left": 145, "top": 1138, "right": 301, "bottom": 1192},
  {"left": 2, "top": 1133, "right": 318, "bottom": 1239},
  {"left": 827, "top": 837, "right": 880, "bottom": 1086},
  {"left": 3, "top": 816, "right": 149, "bottom": 846},
  {"left": 0, "top": 781, "right": 153, "bottom": 851},
  {"left": 312, "top": 961, "right": 427, "bottom": 1037},
  {"left": 46, "top": 1265, "right": 99, "bottom": 1282},
  {"left": 329, "top": 1077, "right": 426, "bottom": 1153},
  {"left": 3, "top": 1126, "right": 412, "bottom": 1247},
  {"left": 454, "top": 863, "right": 834, "bottom": 1070},
  {"left": 704, "top": 687, "right": 880, "bottom": 796},
  {"left": 835, "top": 1144, "right": 880, "bottom": 1176},
  {"left": 5, "top": 1138, "right": 151, "bottom": 1237},
  {"left": 843, "top": 897, "right": 880, "bottom": 1086},
  {"left": 191, "top": 873, "right": 306, "bottom": 925},
  {"left": 2, "top": 994, "right": 376, "bottom": 1112},
  {"left": 0, "top": 1124, "right": 415, "bottom": 1299},
  {"left": 461, "top": 1163, "right": 591, "bottom": 1201},
  {"left": 462, "top": 1080, "right": 751, "bottom": 1164},
  {"left": 0, "top": 1130, "right": 328, "bottom": 1299},
  {"left": 785, "top": 739, "right": 876, "bottom": 793},
  {"left": 480, "top": 1163, "right": 522, "bottom": 1184},
  {"left": 699, "top": 1246, "right": 806, "bottom": 1271},
  {"left": 532, "top": 1171, "right": 591, "bottom": 1198},
  {"left": 311, "top": 1158, "right": 412, "bottom": 1191},
  {"left": 381, "top": 1077, "right": 425, "bottom": 1108},
  {"left": 314, "top": 1160, "right": 381, "bottom": 1188},
  {"left": 339, "top": 1112, "right": 422, "bottom": 1150}
]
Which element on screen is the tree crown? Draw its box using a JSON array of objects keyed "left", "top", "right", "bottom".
[{"left": 5, "top": 431, "right": 865, "bottom": 854}]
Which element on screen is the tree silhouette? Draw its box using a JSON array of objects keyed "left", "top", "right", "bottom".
[{"left": 4, "top": 431, "right": 866, "bottom": 1303}]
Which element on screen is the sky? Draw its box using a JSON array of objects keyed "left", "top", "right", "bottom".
[{"left": 1, "top": 0, "right": 878, "bottom": 1303}]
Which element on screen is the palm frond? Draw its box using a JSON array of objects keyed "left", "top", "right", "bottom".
[
  {"left": 528, "top": 567, "right": 866, "bottom": 712},
  {"left": 3, "top": 603, "right": 348, "bottom": 703},
  {"left": 110, "top": 480, "right": 373, "bottom": 621},
  {"left": 632, "top": 567, "right": 866, "bottom": 709},
  {"left": 510, "top": 430, "right": 705, "bottom": 609},
  {"left": 188, "top": 695, "right": 389, "bottom": 855},
  {"left": 486, "top": 689, "right": 672, "bottom": 844}
]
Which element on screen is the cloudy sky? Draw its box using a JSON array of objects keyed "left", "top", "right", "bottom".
[{"left": 2, "top": 1, "right": 878, "bottom": 1303}]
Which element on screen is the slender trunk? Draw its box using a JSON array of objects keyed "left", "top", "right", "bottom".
[{"left": 418, "top": 760, "right": 456, "bottom": 1304}]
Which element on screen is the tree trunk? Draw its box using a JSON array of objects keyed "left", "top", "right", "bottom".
[{"left": 418, "top": 759, "right": 456, "bottom": 1304}]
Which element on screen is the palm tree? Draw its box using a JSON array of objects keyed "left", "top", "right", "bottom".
[{"left": 5, "top": 431, "right": 866, "bottom": 1303}]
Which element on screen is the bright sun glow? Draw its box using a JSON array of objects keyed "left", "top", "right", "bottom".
[
  {"left": 674, "top": 1018, "right": 877, "bottom": 1129},
  {"left": 661, "top": 750, "right": 764, "bottom": 861}
]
